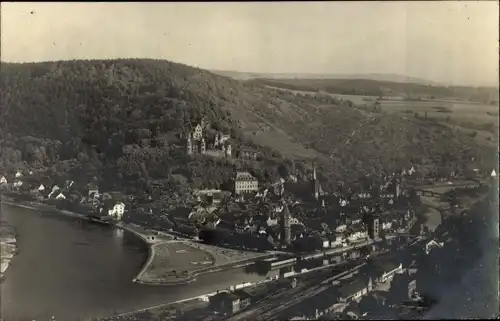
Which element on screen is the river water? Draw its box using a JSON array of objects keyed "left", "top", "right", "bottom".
[{"left": 0, "top": 205, "right": 276, "bottom": 320}]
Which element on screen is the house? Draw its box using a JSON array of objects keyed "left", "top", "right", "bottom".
[
  {"left": 381, "top": 221, "right": 392, "bottom": 231},
  {"left": 48, "top": 185, "right": 61, "bottom": 198},
  {"left": 55, "top": 192, "right": 66, "bottom": 200},
  {"left": 15, "top": 171, "right": 23, "bottom": 178},
  {"left": 425, "top": 240, "right": 444, "bottom": 255},
  {"left": 209, "top": 291, "right": 241, "bottom": 314},
  {"left": 266, "top": 216, "right": 278, "bottom": 227},
  {"left": 0, "top": 176, "right": 7, "bottom": 185},
  {"left": 108, "top": 201, "right": 126, "bottom": 220},
  {"left": 233, "top": 289, "right": 253, "bottom": 309},
  {"left": 347, "top": 230, "right": 367, "bottom": 243},
  {"left": 38, "top": 184, "right": 45, "bottom": 192},
  {"left": 335, "top": 223, "right": 347, "bottom": 233},
  {"left": 210, "top": 192, "right": 224, "bottom": 205},
  {"left": 234, "top": 172, "right": 259, "bottom": 195},
  {"left": 238, "top": 148, "right": 258, "bottom": 160},
  {"left": 372, "top": 261, "right": 404, "bottom": 283},
  {"left": 88, "top": 184, "right": 100, "bottom": 199},
  {"left": 65, "top": 180, "right": 75, "bottom": 190},
  {"left": 330, "top": 233, "right": 344, "bottom": 248},
  {"left": 337, "top": 278, "right": 373, "bottom": 302},
  {"left": 13, "top": 180, "right": 23, "bottom": 189}
]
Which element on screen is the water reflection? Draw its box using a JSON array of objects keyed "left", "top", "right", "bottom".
[{"left": 1, "top": 205, "right": 275, "bottom": 320}]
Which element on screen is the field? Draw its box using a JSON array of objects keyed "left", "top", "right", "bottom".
[
  {"left": 140, "top": 242, "right": 215, "bottom": 283},
  {"left": 267, "top": 85, "right": 499, "bottom": 147},
  {"left": 138, "top": 240, "right": 268, "bottom": 284}
]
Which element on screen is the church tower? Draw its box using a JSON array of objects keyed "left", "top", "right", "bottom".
[
  {"left": 280, "top": 199, "right": 291, "bottom": 247},
  {"left": 186, "top": 134, "right": 193, "bottom": 155}
]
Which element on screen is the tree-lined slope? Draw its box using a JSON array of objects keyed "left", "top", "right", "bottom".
[{"left": 0, "top": 59, "right": 495, "bottom": 194}]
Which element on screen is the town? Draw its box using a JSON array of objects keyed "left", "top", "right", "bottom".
[{"left": 1, "top": 117, "right": 497, "bottom": 320}]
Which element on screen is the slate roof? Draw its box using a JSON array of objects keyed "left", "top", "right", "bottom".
[
  {"left": 338, "top": 279, "right": 368, "bottom": 299},
  {"left": 236, "top": 172, "right": 257, "bottom": 181},
  {"left": 212, "top": 291, "right": 239, "bottom": 302},
  {"left": 373, "top": 260, "right": 401, "bottom": 275},
  {"left": 233, "top": 289, "right": 252, "bottom": 300}
]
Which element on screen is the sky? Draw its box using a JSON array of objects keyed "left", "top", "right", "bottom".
[{"left": 1, "top": 2, "right": 498, "bottom": 86}]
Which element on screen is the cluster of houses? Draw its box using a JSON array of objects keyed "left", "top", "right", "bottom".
[
  {"left": 174, "top": 164, "right": 419, "bottom": 252},
  {"left": 209, "top": 257, "right": 408, "bottom": 318},
  {"left": 0, "top": 170, "right": 125, "bottom": 222}
]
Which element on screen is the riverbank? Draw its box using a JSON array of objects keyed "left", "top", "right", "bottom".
[
  {"left": 2, "top": 199, "right": 271, "bottom": 286},
  {"left": 0, "top": 221, "right": 17, "bottom": 282},
  {"left": 113, "top": 221, "right": 271, "bottom": 286}
]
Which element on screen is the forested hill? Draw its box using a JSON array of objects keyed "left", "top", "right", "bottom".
[{"left": 0, "top": 59, "right": 495, "bottom": 194}]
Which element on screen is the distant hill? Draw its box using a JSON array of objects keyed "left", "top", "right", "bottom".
[
  {"left": 245, "top": 78, "right": 499, "bottom": 105},
  {"left": 211, "top": 70, "right": 440, "bottom": 85},
  {"left": 0, "top": 59, "right": 495, "bottom": 195}
]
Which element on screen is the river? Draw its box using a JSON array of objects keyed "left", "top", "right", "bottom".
[{"left": 0, "top": 205, "right": 277, "bottom": 320}]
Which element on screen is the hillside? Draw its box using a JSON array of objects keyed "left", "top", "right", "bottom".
[
  {"left": 0, "top": 59, "right": 496, "bottom": 196},
  {"left": 211, "top": 70, "right": 439, "bottom": 85},
  {"left": 247, "top": 78, "right": 499, "bottom": 105}
]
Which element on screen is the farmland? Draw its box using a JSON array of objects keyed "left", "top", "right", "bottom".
[{"left": 264, "top": 84, "right": 498, "bottom": 147}]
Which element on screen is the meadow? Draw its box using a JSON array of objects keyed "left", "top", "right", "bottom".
[{"left": 268, "top": 85, "right": 498, "bottom": 147}]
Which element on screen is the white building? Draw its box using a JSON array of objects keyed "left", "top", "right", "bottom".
[
  {"left": 330, "top": 234, "right": 344, "bottom": 248},
  {"left": 38, "top": 184, "right": 45, "bottom": 192},
  {"left": 377, "top": 262, "right": 404, "bottom": 283},
  {"left": 348, "top": 230, "right": 368, "bottom": 243},
  {"left": 266, "top": 216, "right": 278, "bottom": 227},
  {"left": 108, "top": 202, "right": 125, "bottom": 220},
  {"left": 55, "top": 193, "right": 66, "bottom": 200},
  {"left": 48, "top": 185, "right": 61, "bottom": 198},
  {"left": 88, "top": 187, "right": 100, "bottom": 199},
  {"left": 335, "top": 224, "right": 347, "bottom": 233},
  {"left": 425, "top": 240, "right": 444, "bottom": 255},
  {"left": 382, "top": 221, "right": 393, "bottom": 230},
  {"left": 0, "top": 176, "right": 7, "bottom": 184},
  {"left": 13, "top": 180, "right": 23, "bottom": 188},
  {"left": 15, "top": 171, "right": 23, "bottom": 178},
  {"left": 234, "top": 172, "right": 259, "bottom": 195}
]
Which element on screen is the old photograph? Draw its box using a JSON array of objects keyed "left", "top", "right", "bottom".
[{"left": 1, "top": 2, "right": 499, "bottom": 320}]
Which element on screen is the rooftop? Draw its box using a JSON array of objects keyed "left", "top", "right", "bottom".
[
  {"left": 233, "top": 289, "right": 253, "bottom": 300},
  {"left": 212, "top": 291, "right": 239, "bottom": 302},
  {"left": 338, "top": 279, "right": 368, "bottom": 299},
  {"left": 373, "top": 260, "right": 401, "bottom": 274},
  {"left": 236, "top": 172, "right": 257, "bottom": 181}
]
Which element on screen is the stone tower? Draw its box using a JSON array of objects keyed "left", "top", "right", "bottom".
[
  {"left": 186, "top": 134, "right": 193, "bottom": 155},
  {"left": 280, "top": 199, "right": 291, "bottom": 247},
  {"left": 201, "top": 138, "right": 206, "bottom": 155}
]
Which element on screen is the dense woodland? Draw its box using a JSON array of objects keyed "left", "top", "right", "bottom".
[{"left": 0, "top": 59, "right": 496, "bottom": 197}]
